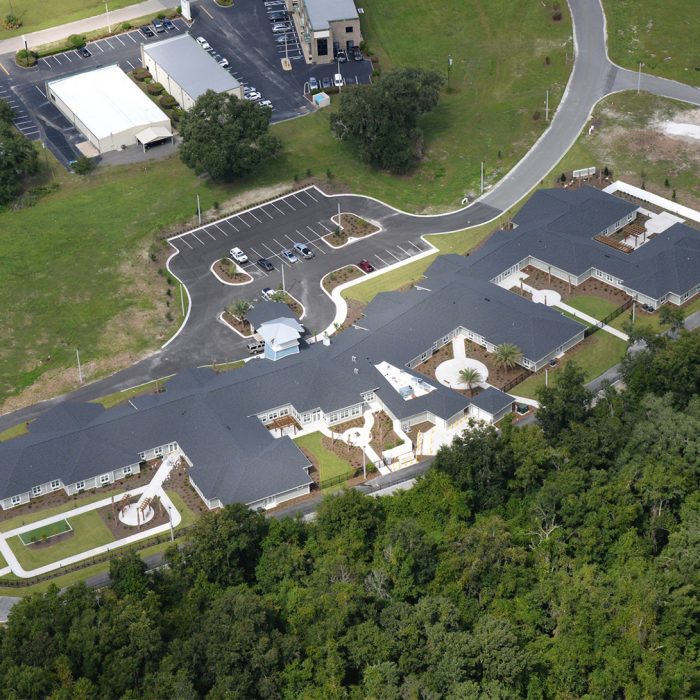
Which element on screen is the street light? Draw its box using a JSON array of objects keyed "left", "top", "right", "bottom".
[
  {"left": 447, "top": 53, "right": 453, "bottom": 90},
  {"left": 167, "top": 504, "right": 174, "bottom": 541},
  {"left": 105, "top": 2, "right": 111, "bottom": 32}
]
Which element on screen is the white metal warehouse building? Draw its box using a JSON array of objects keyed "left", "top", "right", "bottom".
[
  {"left": 141, "top": 34, "right": 243, "bottom": 111},
  {"left": 46, "top": 64, "right": 173, "bottom": 154}
]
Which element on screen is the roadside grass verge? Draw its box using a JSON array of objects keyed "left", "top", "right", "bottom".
[
  {"left": 7, "top": 510, "right": 115, "bottom": 570},
  {"left": 0, "top": 0, "right": 145, "bottom": 40},
  {"left": 512, "top": 332, "right": 628, "bottom": 399},
  {"left": 602, "top": 0, "right": 700, "bottom": 86},
  {"left": 294, "top": 432, "right": 354, "bottom": 483}
]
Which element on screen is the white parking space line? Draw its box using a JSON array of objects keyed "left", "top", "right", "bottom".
[
  {"left": 179, "top": 237, "right": 193, "bottom": 250},
  {"left": 384, "top": 248, "right": 400, "bottom": 260},
  {"left": 237, "top": 216, "right": 251, "bottom": 228},
  {"left": 284, "top": 234, "right": 297, "bottom": 245},
  {"left": 306, "top": 224, "right": 321, "bottom": 237},
  {"left": 127, "top": 32, "right": 138, "bottom": 43},
  {"left": 64, "top": 53, "right": 72, "bottom": 62},
  {"left": 223, "top": 219, "right": 239, "bottom": 233},
  {"left": 92, "top": 42, "right": 104, "bottom": 52},
  {"left": 214, "top": 223, "right": 229, "bottom": 237},
  {"left": 40, "top": 58, "right": 51, "bottom": 68},
  {"left": 273, "top": 238, "right": 287, "bottom": 249},
  {"left": 126, "top": 60, "right": 135, "bottom": 70},
  {"left": 406, "top": 240, "right": 422, "bottom": 253},
  {"left": 104, "top": 38, "right": 115, "bottom": 49},
  {"left": 397, "top": 244, "right": 413, "bottom": 257},
  {"left": 262, "top": 242, "right": 280, "bottom": 258},
  {"left": 115, "top": 35, "right": 126, "bottom": 46},
  {"left": 73, "top": 50, "right": 82, "bottom": 59},
  {"left": 51, "top": 56, "right": 62, "bottom": 65},
  {"left": 303, "top": 189, "right": 318, "bottom": 202},
  {"left": 249, "top": 246, "right": 265, "bottom": 260},
  {"left": 204, "top": 229, "right": 217, "bottom": 240},
  {"left": 317, "top": 220, "right": 334, "bottom": 232},
  {"left": 270, "top": 201, "right": 286, "bottom": 215},
  {"left": 248, "top": 211, "right": 263, "bottom": 224},
  {"left": 281, "top": 197, "right": 296, "bottom": 211},
  {"left": 375, "top": 255, "right": 390, "bottom": 267},
  {"left": 14, "top": 118, "right": 33, "bottom": 125},
  {"left": 292, "top": 193, "right": 307, "bottom": 207},
  {"left": 191, "top": 232, "right": 205, "bottom": 246},
  {"left": 34, "top": 85, "right": 46, "bottom": 98},
  {"left": 260, "top": 206, "right": 275, "bottom": 219}
]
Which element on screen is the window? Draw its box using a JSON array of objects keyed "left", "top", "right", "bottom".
[
  {"left": 316, "top": 37, "right": 328, "bottom": 56},
  {"left": 345, "top": 25, "right": 353, "bottom": 33},
  {"left": 76, "top": 481, "right": 85, "bottom": 490},
  {"left": 51, "top": 480, "right": 60, "bottom": 490},
  {"left": 100, "top": 473, "right": 110, "bottom": 485},
  {"left": 123, "top": 466, "right": 132, "bottom": 476},
  {"left": 154, "top": 446, "right": 164, "bottom": 456},
  {"left": 11, "top": 495, "right": 22, "bottom": 506},
  {"left": 32, "top": 486, "right": 42, "bottom": 496}
]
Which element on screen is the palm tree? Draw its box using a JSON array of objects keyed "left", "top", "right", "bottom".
[
  {"left": 227, "top": 298, "right": 252, "bottom": 321},
  {"left": 493, "top": 343, "right": 522, "bottom": 371},
  {"left": 458, "top": 367, "right": 482, "bottom": 395}
]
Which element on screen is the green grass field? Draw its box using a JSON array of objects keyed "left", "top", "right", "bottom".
[
  {"left": 512, "top": 331, "right": 628, "bottom": 400},
  {"left": 0, "top": 0, "right": 143, "bottom": 38},
  {"left": 7, "top": 509, "right": 114, "bottom": 570},
  {"left": 18, "top": 519, "right": 71, "bottom": 545},
  {"left": 602, "top": 0, "right": 700, "bottom": 85},
  {"left": 294, "top": 432, "right": 354, "bottom": 483},
  {"left": 565, "top": 295, "right": 619, "bottom": 320}
]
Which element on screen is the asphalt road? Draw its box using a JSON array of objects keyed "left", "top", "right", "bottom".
[{"left": 1, "top": 0, "right": 700, "bottom": 433}]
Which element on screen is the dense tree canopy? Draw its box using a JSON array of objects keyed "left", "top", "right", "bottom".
[
  {"left": 330, "top": 67, "right": 443, "bottom": 173},
  {"left": 179, "top": 90, "right": 281, "bottom": 181},
  {"left": 0, "top": 99, "right": 39, "bottom": 206},
  {"left": 1, "top": 331, "right": 699, "bottom": 698}
]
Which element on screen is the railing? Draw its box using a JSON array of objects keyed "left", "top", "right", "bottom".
[
  {"left": 500, "top": 370, "right": 533, "bottom": 393},
  {"left": 584, "top": 298, "right": 633, "bottom": 337}
]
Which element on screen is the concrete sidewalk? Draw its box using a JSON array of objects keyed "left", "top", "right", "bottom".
[{"left": 0, "top": 0, "right": 172, "bottom": 55}]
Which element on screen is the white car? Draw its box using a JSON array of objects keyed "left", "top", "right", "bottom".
[
  {"left": 196, "top": 36, "right": 210, "bottom": 50},
  {"left": 258, "top": 99, "right": 274, "bottom": 109},
  {"left": 333, "top": 73, "right": 344, "bottom": 87},
  {"left": 218, "top": 58, "right": 229, "bottom": 68},
  {"left": 229, "top": 247, "right": 248, "bottom": 264},
  {"left": 281, "top": 249, "right": 298, "bottom": 263},
  {"left": 244, "top": 92, "right": 262, "bottom": 101},
  {"left": 261, "top": 287, "right": 275, "bottom": 301}
]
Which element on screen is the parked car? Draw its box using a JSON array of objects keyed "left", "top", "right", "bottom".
[
  {"left": 258, "top": 99, "right": 274, "bottom": 109},
  {"left": 244, "top": 91, "right": 262, "bottom": 101},
  {"left": 321, "top": 76, "right": 332, "bottom": 89},
  {"left": 352, "top": 46, "right": 362, "bottom": 61},
  {"left": 333, "top": 73, "right": 344, "bottom": 87},
  {"left": 152, "top": 19, "right": 165, "bottom": 33},
  {"left": 276, "top": 34, "right": 292, "bottom": 44},
  {"left": 229, "top": 247, "right": 248, "bottom": 264},
  {"left": 269, "top": 11, "right": 288, "bottom": 21},
  {"left": 246, "top": 339, "right": 266, "bottom": 355},
  {"left": 196, "top": 36, "right": 210, "bottom": 50},
  {"left": 257, "top": 257, "right": 274, "bottom": 271},
  {"left": 281, "top": 249, "right": 298, "bottom": 263},
  {"left": 261, "top": 287, "right": 275, "bottom": 301},
  {"left": 140, "top": 25, "right": 154, "bottom": 38},
  {"left": 272, "top": 23, "right": 291, "bottom": 33},
  {"left": 78, "top": 47, "right": 91, "bottom": 58},
  {"left": 358, "top": 259, "right": 375, "bottom": 273},
  {"left": 163, "top": 18, "right": 175, "bottom": 30},
  {"left": 308, "top": 76, "right": 319, "bottom": 91},
  {"left": 293, "top": 242, "right": 314, "bottom": 259},
  {"left": 218, "top": 57, "right": 230, "bottom": 68},
  {"left": 337, "top": 49, "right": 348, "bottom": 63}
]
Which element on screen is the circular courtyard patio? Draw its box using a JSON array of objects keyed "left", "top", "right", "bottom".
[{"left": 435, "top": 357, "right": 489, "bottom": 390}]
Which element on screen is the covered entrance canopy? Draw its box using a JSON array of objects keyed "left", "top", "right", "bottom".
[{"left": 135, "top": 125, "right": 173, "bottom": 151}]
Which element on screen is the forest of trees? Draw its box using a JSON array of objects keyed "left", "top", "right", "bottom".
[{"left": 1, "top": 330, "right": 698, "bottom": 699}]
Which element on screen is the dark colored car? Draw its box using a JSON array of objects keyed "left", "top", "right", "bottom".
[
  {"left": 140, "top": 25, "right": 154, "bottom": 38},
  {"left": 257, "top": 257, "right": 274, "bottom": 271},
  {"left": 358, "top": 259, "right": 375, "bottom": 273},
  {"left": 336, "top": 49, "right": 347, "bottom": 63},
  {"left": 163, "top": 18, "right": 175, "bottom": 30},
  {"left": 152, "top": 19, "right": 165, "bottom": 33},
  {"left": 353, "top": 46, "right": 362, "bottom": 61},
  {"left": 78, "top": 47, "right": 91, "bottom": 58},
  {"left": 269, "top": 11, "right": 288, "bottom": 21},
  {"left": 321, "top": 76, "right": 332, "bottom": 89}
]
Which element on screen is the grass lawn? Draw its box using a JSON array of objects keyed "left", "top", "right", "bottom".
[
  {"left": 602, "top": 0, "right": 700, "bottom": 86},
  {"left": 0, "top": 421, "right": 29, "bottom": 442},
  {"left": 7, "top": 509, "right": 115, "bottom": 571},
  {"left": 0, "top": 0, "right": 143, "bottom": 38},
  {"left": 512, "top": 331, "right": 628, "bottom": 400},
  {"left": 294, "top": 432, "right": 354, "bottom": 482},
  {"left": 18, "top": 519, "right": 71, "bottom": 545},
  {"left": 93, "top": 376, "right": 174, "bottom": 409},
  {"left": 565, "top": 295, "right": 619, "bottom": 320},
  {"left": 0, "top": 550, "right": 6, "bottom": 568}
]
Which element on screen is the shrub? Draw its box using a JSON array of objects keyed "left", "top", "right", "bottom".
[
  {"left": 146, "top": 82, "right": 164, "bottom": 96},
  {"left": 15, "top": 49, "right": 37, "bottom": 67},
  {"left": 122, "top": 22, "right": 132, "bottom": 30},
  {"left": 159, "top": 94, "right": 178, "bottom": 109},
  {"left": 68, "top": 34, "right": 86, "bottom": 49},
  {"left": 72, "top": 156, "right": 96, "bottom": 175},
  {"left": 132, "top": 67, "right": 151, "bottom": 82},
  {"left": 3, "top": 13, "right": 22, "bottom": 29},
  {"left": 171, "top": 107, "right": 185, "bottom": 123},
  {"left": 532, "top": 110, "right": 541, "bottom": 120},
  {"left": 552, "top": 10, "right": 562, "bottom": 21},
  {"left": 157, "top": 12, "right": 166, "bottom": 19}
]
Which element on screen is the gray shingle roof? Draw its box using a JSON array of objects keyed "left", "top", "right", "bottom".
[
  {"left": 143, "top": 34, "right": 241, "bottom": 100},
  {"left": 304, "top": 0, "right": 359, "bottom": 30}
]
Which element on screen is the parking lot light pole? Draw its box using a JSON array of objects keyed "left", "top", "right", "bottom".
[
  {"left": 447, "top": 53, "right": 453, "bottom": 90},
  {"left": 105, "top": 2, "right": 111, "bottom": 33},
  {"left": 196, "top": 194, "right": 201, "bottom": 226}
]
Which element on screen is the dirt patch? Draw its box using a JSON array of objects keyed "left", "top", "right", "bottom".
[
  {"left": 323, "top": 265, "right": 364, "bottom": 293},
  {"left": 213, "top": 258, "right": 252, "bottom": 284},
  {"left": 336, "top": 299, "right": 367, "bottom": 333},
  {"left": 222, "top": 310, "right": 253, "bottom": 336},
  {"left": 331, "top": 416, "right": 365, "bottom": 433},
  {"left": 370, "top": 411, "right": 404, "bottom": 455},
  {"left": 325, "top": 214, "right": 380, "bottom": 247}
]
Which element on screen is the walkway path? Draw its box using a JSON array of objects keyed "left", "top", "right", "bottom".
[{"left": 0, "top": 0, "right": 171, "bottom": 55}]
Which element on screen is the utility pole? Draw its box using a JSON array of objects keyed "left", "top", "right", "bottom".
[
  {"left": 637, "top": 61, "right": 642, "bottom": 94},
  {"left": 180, "top": 284, "right": 185, "bottom": 317},
  {"left": 447, "top": 53, "right": 453, "bottom": 90},
  {"left": 76, "top": 349, "right": 83, "bottom": 384},
  {"left": 196, "top": 194, "right": 201, "bottom": 226},
  {"left": 282, "top": 262, "right": 285, "bottom": 293},
  {"left": 545, "top": 89, "right": 549, "bottom": 121},
  {"left": 167, "top": 505, "right": 174, "bottom": 541},
  {"left": 337, "top": 199, "right": 341, "bottom": 232},
  {"left": 105, "top": 2, "right": 111, "bottom": 32},
  {"left": 362, "top": 448, "right": 366, "bottom": 480},
  {"left": 480, "top": 161, "right": 484, "bottom": 194},
  {"left": 545, "top": 367, "right": 548, "bottom": 387}
]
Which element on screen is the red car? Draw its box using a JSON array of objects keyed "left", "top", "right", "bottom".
[{"left": 359, "top": 259, "right": 375, "bottom": 273}]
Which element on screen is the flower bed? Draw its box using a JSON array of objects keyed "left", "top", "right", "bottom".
[
  {"left": 213, "top": 258, "right": 252, "bottom": 284},
  {"left": 325, "top": 214, "right": 380, "bottom": 247},
  {"left": 322, "top": 265, "right": 364, "bottom": 293},
  {"left": 222, "top": 311, "right": 252, "bottom": 336}
]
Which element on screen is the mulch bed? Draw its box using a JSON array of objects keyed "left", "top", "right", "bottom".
[
  {"left": 323, "top": 265, "right": 364, "bottom": 293},
  {"left": 370, "top": 411, "right": 403, "bottom": 455},
  {"left": 321, "top": 435, "right": 366, "bottom": 470},
  {"left": 222, "top": 310, "right": 252, "bottom": 336},
  {"left": 331, "top": 416, "right": 365, "bottom": 433},
  {"left": 98, "top": 499, "right": 170, "bottom": 540},
  {"left": 163, "top": 462, "right": 210, "bottom": 518},
  {"left": 325, "top": 214, "right": 380, "bottom": 247},
  {"left": 414, "top": 342, "right": 454, "bottom": 381},
  {"left": 214, "top": 259, "right": 252, "bottom": 284},
  {"left": 522, "top": 266, "right": 630, "bottom": 306},
  {"left": 278, "top": 293, "right": 303, "bottom": 318},
  {"left": 463, "top": 339, "right": 531, "bottom": 390},
  {"left": 337, "top": 300, "right": 367, "bottom": 333}
]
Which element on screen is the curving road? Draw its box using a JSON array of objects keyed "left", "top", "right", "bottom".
[{"left": 2, "top": 0, "right": 700, "bottom": 431}]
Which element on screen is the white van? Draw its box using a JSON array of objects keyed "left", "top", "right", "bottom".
[{"left": 333, "top": 73, "right": 344, "bottom": 88}]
